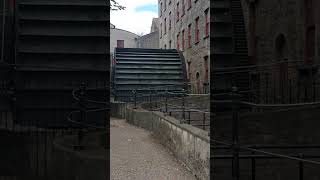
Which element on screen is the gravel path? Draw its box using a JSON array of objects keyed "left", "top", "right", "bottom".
[{"left": 111, "top": 118, "right": 197, "bottom": 180}]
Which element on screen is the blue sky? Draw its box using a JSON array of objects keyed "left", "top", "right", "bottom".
[
  {"left": 111, "top": 0, "right": 158, "bottom": 35},
  {"left": 135, "top": 4, "right": 158, "bottom": 13}
]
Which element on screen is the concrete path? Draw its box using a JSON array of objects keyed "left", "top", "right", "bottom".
[{"left": 111, "top": 118, "right": 197, "bottom": 180}]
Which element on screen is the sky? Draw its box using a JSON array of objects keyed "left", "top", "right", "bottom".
[{"left": 110, "top": 0, "right": 158, "bottom": 35}]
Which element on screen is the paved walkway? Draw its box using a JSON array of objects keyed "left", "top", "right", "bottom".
[{"left": 111, "top": 118, "right": 196, "bottom": 180}]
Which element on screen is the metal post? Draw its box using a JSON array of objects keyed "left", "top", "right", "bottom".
[
  {"left": 1, "top": 0, "right": 6, "bottom": 62},
  {"left": 133, "top": 89, "right": 137, "bottom": 109},
  {"left": 251, "top": 151, "right": 256, "bottom": 180},
  {"left": 188, "top": 111, "right": 191, "bottom": 124},
  {"left": 165, "top": 89, "right": 168, "bottom": 113},
  {"left": 76, "top": 82, "right": 86, "bottom": 150},
  {"left": 202, "top": 113, "right": 206, "bottom": 130},
  {"left": 299, "top": 153, "right": 304, "bottom": 180},
  {"left": 231, "top": 86, "right": 240, "bottom": 180},
  {"left": 181, "top": 89, "right": 185, "bottom": 123}
]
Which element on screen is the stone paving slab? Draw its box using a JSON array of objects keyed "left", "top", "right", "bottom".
[{"left": 111, "top": 118, "right": 197, "bottom": 180}]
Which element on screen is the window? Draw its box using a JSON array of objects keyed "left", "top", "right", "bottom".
[
  {"left": 182, "top": 30, "right": 185, "bottom": 50},
  {"left": 164, "top": 18, "right": 167, "bottom": 34},
  {"left": 188, "top": 0, "right": 191, "bottom": 10},
  {"left": 176, "top": 3, "right": 180, "bottom": 22},
  {"left": 164, "top": 44, "right": 167, "bottom": 49},
  {"left": 117, "top": 40, "right": 124, "bottom": 48},
  {"left": 195, "top": 17, "right": 199, "bottom": 43},
  {"left": 160, "top": 2, "right": 163, "bottom": 16},
  {"left": 160, "top": 23, "right": 162, "bottom": 38},
  {"left": 182, "top": 0, "right": 185, "bottom": 16},
  {"left": 204, "top": 56, "right": 209, "bottom": 81},
  {"left": 177, "top": 33, "right": 180, "bottom": 50},
  {"left": 187, "top": 62, "right": 191, "bottom": 80},
  {"left": 188, "top": 24, "right": 191, "bottom": 47},
  {"left": 169, "top": 40, "right": 172, "bottom": 49},
  {"left": 169, "top": 12, "right": 172, "bottom": 30},
  {"left": 204, "top": 9, "right": 209, "bottom": 37}
]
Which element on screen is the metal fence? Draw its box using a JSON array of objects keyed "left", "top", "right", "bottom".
[
  {"left": 212, "top": 60, "right": 320, "bottom": 180},
  {"left": 118, "top": 86, "right": 210, "bottom": 131}
]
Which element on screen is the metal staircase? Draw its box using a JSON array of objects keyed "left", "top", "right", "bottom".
[
  {"left": 112, "top": 48, "right": 187, "bottom": 102},
  {"left": 212, "top": 0, "right": 250, "bottom": 94}
]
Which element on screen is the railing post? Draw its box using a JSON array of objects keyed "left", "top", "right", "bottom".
[
  {"left": 155, "top": 89, "right": 158, "bottom": 110},
  {"left": 251, "top": 151, "right": 256, "bottom": 180},
  {"left": 231, "top": 86, "right": 240, "bottom": 180},
  {"left": 202, "top": 112, "right": 206, "bottom": 130},
  {"left": 165, "top": 89, "right": 168, "bottom": 113},
  {"left": 76, "top": 82, "right": 87, "bottom": 150},
  {"left": 181, "top": 89, "right": 185, "bottom": 124},
  {"left": 133, "top": 89, "right": 137, "bottom": 109},
  {"left": 299, "top": 153, "right": 304, "bottom": 180}
]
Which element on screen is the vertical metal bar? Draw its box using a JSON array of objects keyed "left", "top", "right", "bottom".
[
  {"left": 182, "top": 90, "right": 185, "bottom": 123},
  {"left": 232, "top": 86, "right": 239, "bottom": 180},
  {"left": 299, "top": 154, "right": 304, "bottom": 180},
  {"left": 265, "top": 74, "right": 268, "bottom": 103},
  {"left": 289, "top": 79, "right": 292, "bottom": 103},
  {"left": 202, "top": 112, "right": 206, "bottom": 130},
  {"left": 133, "top": 89, "right": 137, "bottom": 109},
  {"left": 1, "top": 0, "right": 6, "bottom": 62},
  {"left": 165, "top": 89, "right": 168, "bottom": 113},
  {"left": 188, "top": 111, "right": 191, "bottom": 124},
  {"left": 251, "top": 151, "right": 255, "bottom": 180},
  {"left": 313, "top": 76, "right": 316, "bottom": 101}
]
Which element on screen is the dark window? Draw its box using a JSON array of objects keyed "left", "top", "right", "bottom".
[
  {"left": 164, "top": 44, "right": 167, "bottom": 49},
  {"left": 177, "top": 33, "right": 180, "bottom": 49},
  {"left": 182, "top": 0, "right": 185, "bottom": 16},
  {"left": 187, "top": 62, "right": 191, "bottom": 80},
  {"left": 169, "top": 40, "right": 172, "bottom": 49},
  {"left": 205, "top": 9, "right": 209, "bottom": 37},
  {"left": 160, "top": 2, "right": 162, "bottom": 16},
  {"left": 160, "top": 23, "right": 162, "bottom": 38},
  {"left": 195, "top": 17, "right": 199, "bottom": 43},
  {"left": 169, "top": 12, "right": 172, "bottom": 30},
  {"left": 204, "top": 56, "right": 209, "bottom": 81},
  {"left": 117, "top": 40, "right": 124, "bottom": 48},
  {"left": 164, "top": 18, "right": 167, "bottom": 34},
  {"left": 176, "top": 3, "right": 180, "bottom": 22},
  {"left": 182, "top": 30, "right": 185, "bottom": 50},
  {"left": 188, "top": 24, "right": 192, "bottom": 47}
]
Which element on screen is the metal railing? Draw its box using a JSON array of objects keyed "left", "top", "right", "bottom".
[
  {"left": 212, "top": 86, "right": 320, "bottom": 180},
  {"left": 67, "top": 82, "right": 109, "bottom": 150},
  {"left": 122, "top": 86, "right": 210, "bottom": 131}
]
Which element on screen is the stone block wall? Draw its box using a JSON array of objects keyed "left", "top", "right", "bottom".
[{"left": 126, "top": 106, "right": 210, "bottom": 180}]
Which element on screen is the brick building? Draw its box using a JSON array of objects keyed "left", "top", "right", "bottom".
[
  {"left": 158, "top": 0, "right": 210, "bottom": 94},
  {"left": 239, "top": 0, "right": 320, "bottom": 103}
]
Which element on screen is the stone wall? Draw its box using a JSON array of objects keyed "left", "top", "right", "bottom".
[
  {"left": 126, "top": 106, "right": 210, "bottom": 180},
  {"left": 110, "top": 101, "right": 127, "bottom": 119},
  {"left": 137, "top": 31, "right": 159, "bottom": 49}
]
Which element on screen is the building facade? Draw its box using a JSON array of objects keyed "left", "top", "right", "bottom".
[
  {"left": 110, "top": 23, "right": 139, "bottom": 53},
  {"left": 239, "top": 0, "right": 320, "bottom": 103},
  {"left": 158, "top": 0, "right": 210, "bottom": 94}
]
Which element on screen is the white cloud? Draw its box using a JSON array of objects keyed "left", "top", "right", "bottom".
[{"left": 111, "top": 0, "right": 158, "bottom": 35}]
